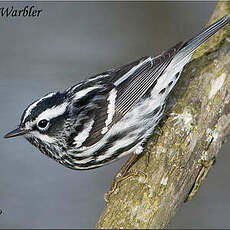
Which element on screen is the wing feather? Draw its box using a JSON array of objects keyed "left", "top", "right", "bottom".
[
  {"left": 113, "top": 42, "right": 183, "bottom": 122},
  {"left": 71, "top": 42, "right": 183, "bottom": 147}
]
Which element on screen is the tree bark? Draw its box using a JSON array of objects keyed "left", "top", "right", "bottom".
[{"left": 96, "top": 2, "right": 230, "bottom": 229}]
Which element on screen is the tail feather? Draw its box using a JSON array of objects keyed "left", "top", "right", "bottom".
[
  {"left": 184, "top": 14, "right": 230, "bottom": 54},
  {"left": 170, "top": 14, "right": 230, "bottom": 69}
]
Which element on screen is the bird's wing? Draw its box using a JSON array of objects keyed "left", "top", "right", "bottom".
[
  {"left": 109, "top": 42, "right": 183, "bottom": 123},
  {"left": 70, "top": 42, "right": 183, "bottom": 147}
]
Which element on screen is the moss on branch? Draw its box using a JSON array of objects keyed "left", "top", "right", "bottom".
[{"left": 96, "top": 2, "right": 230, "bottom": 229}]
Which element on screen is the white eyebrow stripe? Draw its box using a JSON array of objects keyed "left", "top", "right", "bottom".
[
  {"left": 73, "top": 86, "right": 103, "bottom": 101},
  {"left": 22, "top": 92, "right": 55, "bottom": 123},
  {"left": 37, "top": 102, "right": 68, "bottom": 121}
]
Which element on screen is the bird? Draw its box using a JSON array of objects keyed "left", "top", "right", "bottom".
[{"left": 4, "top": 15, "right": 230, "bottom": 179}]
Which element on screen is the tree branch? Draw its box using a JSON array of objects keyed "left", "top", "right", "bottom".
[{"left": 96, "top": 2, "right": 230, "bottom": 228}]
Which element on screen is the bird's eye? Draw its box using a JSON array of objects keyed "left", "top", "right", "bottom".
[{"left": 37, "top": 119, "right": 49, "bottom": 130}]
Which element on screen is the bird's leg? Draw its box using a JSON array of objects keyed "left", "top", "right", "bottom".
[
  {"left": 104, "top": 153, "right": 147, "bottom": 202},
  {"left": 144, "top": 150, "right": 151, "bottom": 169},
  {"left": 104, "top": 153, "right": 138, "bottom": 202},
  {"left": 115, "top": 153, "right": 139, "bottom": 179}
]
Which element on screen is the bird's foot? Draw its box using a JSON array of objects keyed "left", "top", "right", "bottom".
[
  {"left": 104, "top": 169, "right": 147, "bottom": 202},
  {"left": 104, "top": 153, "right": 147, "bottom": 202}
]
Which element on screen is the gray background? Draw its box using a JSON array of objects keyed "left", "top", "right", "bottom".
[{"left": 0, "top": 1, "right": 229, "bottom": 228}]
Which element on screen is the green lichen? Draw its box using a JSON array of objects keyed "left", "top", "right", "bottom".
[{"left": 96, "top": 3, "right": 230, "bottom": 228}]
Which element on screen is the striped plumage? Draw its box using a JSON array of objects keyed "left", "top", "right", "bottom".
[{"left": 5, "top": 15, "right": 230, "bottom": 170}]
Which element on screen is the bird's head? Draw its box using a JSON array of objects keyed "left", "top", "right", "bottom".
[{"left": 4, "top": 92, "right": 69, "bottom": 148}]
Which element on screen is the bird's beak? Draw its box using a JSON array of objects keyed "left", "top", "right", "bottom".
[{"left": 4, "top": 128, "right": 28, "bottom": 138}]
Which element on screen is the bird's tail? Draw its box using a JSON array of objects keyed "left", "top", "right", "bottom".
[
  {"left": 170, "top": 14, "right": 230, "bottom": 68},
  {"left": 185, "top": 14, "right": 229, "bottom": 53}
]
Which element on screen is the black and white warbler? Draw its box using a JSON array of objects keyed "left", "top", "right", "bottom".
[{"left": 4, "top": 15, "right": 230, "bottom": 175}]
